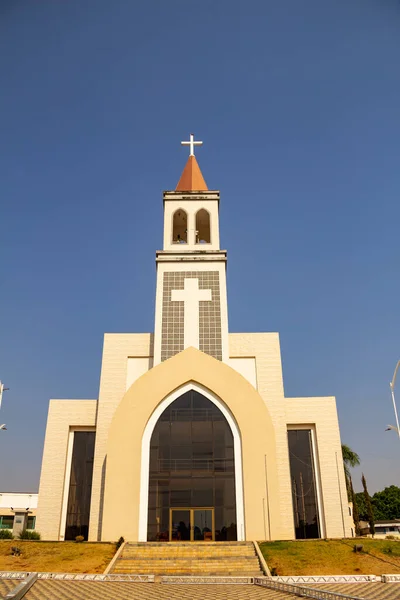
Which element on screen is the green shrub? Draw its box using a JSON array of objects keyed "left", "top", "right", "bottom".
[
  {"left": 0, "top": 529, "right": 13, "bottom": 539},
  {"left": 18, "top": 530, "right": 41, "bottom": 540},
  {"left": 75, "top": 535, "right": 85, "bottom": 543}
]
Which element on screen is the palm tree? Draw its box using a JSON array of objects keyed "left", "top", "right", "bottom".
[
  {"left": 342, "top": 444, "right": 361, "bottom": 536},
  {"left": 342, "top": 444, "right": 360, "bottom": 484}
]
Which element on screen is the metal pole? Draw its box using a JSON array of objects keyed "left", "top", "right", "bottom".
[
  {"left": 390, "top": 382, "right": 400, "bottom": 440},
  {"left": 264, "top": 455, "right": 272, "bottom": 540},
  {"left": 335, "top": 451, "right": 346, "bottom": 538}
]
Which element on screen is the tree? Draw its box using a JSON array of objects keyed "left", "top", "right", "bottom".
[
  {"left": 341, "top": 444, "right": 361, "bottom": 536},
  {"left": 342, "top": 445, "right": 360, "bottom": 486},
  {"left": 342, "top": 444, "right": 360, "bottom": 503},
  {"left": 362, "top": 473, "right": 375, "bottom": 536},
  {"left": 355, "top": 491, "right": 367, "bottom": 521},
  {"left": 372, "top": 486, "right": 400, "bottom": 521},
  {"left": 350, "top": 478, "right": 361, "bottom": 536}
]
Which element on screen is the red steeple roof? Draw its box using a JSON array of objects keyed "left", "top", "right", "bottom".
[{"left": 176, "top": 155, "right": 208, "bottom": 192}]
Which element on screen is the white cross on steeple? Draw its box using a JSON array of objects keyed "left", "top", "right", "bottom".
[
  {"left": 181, "top": 133, "right": 203, "bottom": 157},
  {"left": 171, "top": 278, "right": 212, "bottom": 350}
]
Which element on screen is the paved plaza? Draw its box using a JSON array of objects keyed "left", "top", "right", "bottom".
[
  {"left": 305, "top": 582, "right": 400, "bottom": 600},
  {"left": 0, "top": 580, "right": 294, "bottom": 600},
  {"left": 2, "top": 575, "right": 400, "bottom": 599}
]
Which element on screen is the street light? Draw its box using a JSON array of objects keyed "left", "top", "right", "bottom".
[
  {"left": 0, "top": 381, "right": 9, "bottom": 431},
  {"left": 0, "top": 381, "right": 9, "bottom": 410},
  {"left": 388, "top": 361, "right": 400, "bottom": 440}
]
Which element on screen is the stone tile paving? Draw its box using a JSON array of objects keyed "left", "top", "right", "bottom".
[
  {"left": 21, "top": 581, "right": 294, "bottom": 600},
  {"left": 305, "top": 583, "right": 400, "bottom": 600},
  {"left": 0, "top": 578, "right": 18, "bottom": 595}
]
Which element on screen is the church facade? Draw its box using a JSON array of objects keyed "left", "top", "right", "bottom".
[{"left": 37, "top": 136, "right": 353, "bottom": 542}]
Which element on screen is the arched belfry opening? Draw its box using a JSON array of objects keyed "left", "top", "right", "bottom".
[
  {"left": 172, "top": 209, "right": 188, "bottom": 243},
  {"left": 195, "top": 209, "right": 211, "bottom": 244},
  {"left": 147, "top": 388, "right": 237, "bottom": 542}
]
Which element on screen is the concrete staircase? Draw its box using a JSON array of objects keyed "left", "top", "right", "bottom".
[{"left": 111, "top": 542, "right": 264, "bottom": 576}]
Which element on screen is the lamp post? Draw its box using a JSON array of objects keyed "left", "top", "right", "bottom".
[
  {"left": 0, "top": 381, "right": 9, "bottom": 431},
  {"left": 388, "top": 361, "right": 400, "bottom": 439}
]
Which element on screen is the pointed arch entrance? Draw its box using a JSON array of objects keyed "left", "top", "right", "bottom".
[{"left": 139, "top": 383, "right": 245, "bottom": 541}]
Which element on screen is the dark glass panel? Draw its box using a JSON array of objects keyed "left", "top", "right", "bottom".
[
  {"left": 192, "top": 478, "right": 213, "bottom": 506},
  {"left": 147, "top": 390, "right": 236, "bottom": 541},
  {"left": 0, "top": 516, "right": 14, "bottom": 529},
  {"left": 287, "top": 429, "right": 321, "bottom": 539},
  {"left": 171, "top": 510, "right": 190, "bottom": 541},
  {"left": 65, "top": 431, "right": 95, "bottom": 541},
  {"left": 193, "top": 509, "right": 213, "bottom": 541}
]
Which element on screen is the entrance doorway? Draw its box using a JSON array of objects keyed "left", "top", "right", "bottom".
[
  {"left": 170, "top": 507, "right": 214, "bottom": 541},
  {"left": 147, "top": 390, "right": 238, "bottom": 541}
]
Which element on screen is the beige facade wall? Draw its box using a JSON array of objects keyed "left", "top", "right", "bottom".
[
  {"left": 89, "top": 333, "right": 153, "bottom": 541},
  {"left": 36, "top": 400, "right": 97, "bottom": 540},
  {"left": 229, "top": 332, "right": 294, "bottom": 536},
  {"left": 102, "top": 347, "right": 282, "bottom": 542},
  {"left": 229, "top": 332, "right": 351, "bottom": 539},
  {"left": 38, "top": 333, "right": 351, "bottom": 542}
]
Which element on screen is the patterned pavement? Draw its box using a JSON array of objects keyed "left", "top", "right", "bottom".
[
  {"left": 305, "top": 582, "right": 400, "bottom": 600},
  {"left": 1, "top": 578, "right": 400, "bottom": 599},
  {"left": 0, "top": 580, "right": 294, "bottom": 600},
  {"left": 0, "top": 578, "right": 18, "bottom": 596}
]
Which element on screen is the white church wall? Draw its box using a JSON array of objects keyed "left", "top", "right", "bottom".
[
  {"left": 163, "top": 195, "right": 220, "bottom": 251},
  {"left": 89, "top": 333, "right": 153, "bottom": 541},
  {"left": 126, "top": 357, "right": 153, "bottom": 390},
  {"left": 36, "top": 399, "right": 97, "bottom": 540},
  {"left": 227, "top": 357, "right": 257, "bottom": 388},
  {"left": 229, "top": 332, "right": 294, "bottom": 538},
  {"left": 285, "top": 397, "right": 352, "bottom": 538}
]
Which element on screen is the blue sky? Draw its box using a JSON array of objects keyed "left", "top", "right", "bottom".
[{"left": 0, "top": 0, "right": 399, "bottom": 494}]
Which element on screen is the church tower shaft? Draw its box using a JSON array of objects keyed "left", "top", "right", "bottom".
[{"left": 153, "top": 137, "right": 229, "bottom": 365}]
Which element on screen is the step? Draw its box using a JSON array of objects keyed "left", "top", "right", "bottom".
[{"left": 110, "top": 541, "right": 262, "bottom": 576}]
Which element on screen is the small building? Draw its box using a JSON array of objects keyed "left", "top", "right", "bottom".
[
  {"left": 374, "top": 520, "right": 400, "bottom": 537},
  {"left": 359, "top": 519, "right": 400, "bottom": 538},
  {"left": 0, "top": 492, "right": 38, "bottom": 537}
]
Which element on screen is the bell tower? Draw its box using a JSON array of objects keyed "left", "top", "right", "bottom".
[{"left": 153, "top": 134, "right": 229, "bottom": 365}]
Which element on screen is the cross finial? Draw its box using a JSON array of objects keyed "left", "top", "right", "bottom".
[{"left": 181, "top": 133, "right": 203, "bottom": 157}]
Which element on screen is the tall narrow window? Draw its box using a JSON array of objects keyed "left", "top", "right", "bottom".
[
  {"left": 195, "top": 209, "right": 211, "bottom": 244},
  {"left": 65, "top": 431, "right": 95, "bottom": 540},
  {"left": 287, "top": 429, "right": 321, "bottom": 539},
  {"left": 172, "top": 209, "right": 188, "bottom": 243}
]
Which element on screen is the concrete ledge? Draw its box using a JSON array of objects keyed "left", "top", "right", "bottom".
[
  {"left": 255, "top": 578, "right": 365, "bottom": 599},
  {"left": 0, "top": 571, "right": 154, "bottom": 582},
  {"left": 381, "top": 574, "right": 400, "bottom": 582},
  {"left": 103, "top": 540, "right": 126, "bottom": 574},
  {"left": 161, "top": 576, "right": 254, "bottom": 584},
  {"left": 253, "top": 541, "right": 271, "bottom": 576},
  {"left": 4, "top": 573, "right": 37, "bottom": 599},
  {"left": 272, "top": 574, "right": 379, "bottom": 584}
]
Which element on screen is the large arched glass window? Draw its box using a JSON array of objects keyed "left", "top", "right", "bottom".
[
  {"left": 172, "top": 209, "right": 188, "bottom": 243},
  {"left": 147, "top": 390, "right": 237, "bottom": 542},
  {"left": 195, "top": 209, "right": 211, "bottom": 244}
]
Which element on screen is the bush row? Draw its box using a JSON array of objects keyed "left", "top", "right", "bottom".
[{"left": 0, "top": 529, "right": 41, "bottom": 540}]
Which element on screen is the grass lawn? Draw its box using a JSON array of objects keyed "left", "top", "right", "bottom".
[
  {"left": 0, "top": 541, "right": 116, "bottom": 573},
  {"left": 259, "top": 539, "right": 400, "bottom": 576}
]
